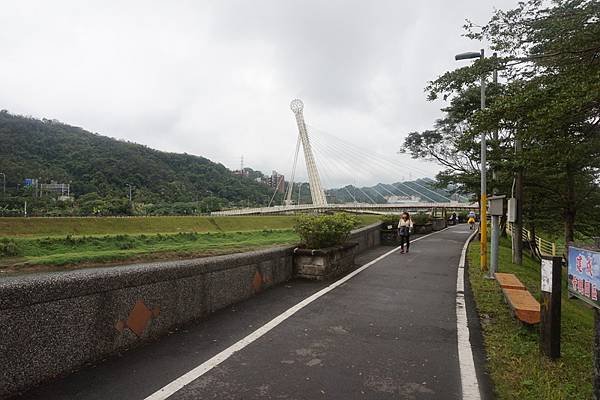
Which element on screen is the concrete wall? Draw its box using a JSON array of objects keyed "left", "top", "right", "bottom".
[
  {"left": 349, "top": 222, "right": 381, "bottom": 252},
  {"left": 0, "top": 222, "right": 381, "bottom": 398}
]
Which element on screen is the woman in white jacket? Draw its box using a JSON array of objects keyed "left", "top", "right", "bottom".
[{"left": 397, "top": 212, "right": 414, "bottom": 254}]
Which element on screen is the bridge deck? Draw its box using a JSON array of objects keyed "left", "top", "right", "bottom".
[
  {"left": 14, "top": 225, "right": 488, "bottom": 400},
  {"left": 212, "top": 202, "right": 478, "bottom": 216}
]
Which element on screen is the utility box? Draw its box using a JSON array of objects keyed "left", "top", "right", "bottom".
[
  {"left": 488, "top": 195, "right": 506, "bottom": 216},
  {"left": 507, "top": 198, "right": 517, "bottom": 222}
]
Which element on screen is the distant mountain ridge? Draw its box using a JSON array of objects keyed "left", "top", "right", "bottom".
[
  {"left": 0, "top": 111, "right": 275, "bottom": 205},
  {"left": 326, "top": 179, "right": 467, "bottom": 204}
]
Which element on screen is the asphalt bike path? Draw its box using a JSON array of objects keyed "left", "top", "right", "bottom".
[{"left": 15, "top": 225, "right": 482, "bottom": 400}]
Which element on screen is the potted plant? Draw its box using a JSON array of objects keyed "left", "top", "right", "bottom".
[
  {"left": 293, "top": 213, "right": 359, "bottom": 280},
  {"left": 412, "top": 212, "right": 433, "bottom": 234},
  {"left": 379, "top": 214, "right": 400, "bottom": 246}
]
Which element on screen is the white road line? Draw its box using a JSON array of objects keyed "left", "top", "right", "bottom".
[
  {"left": 144, "top": 228, "right": 449, "bottom": 400},
  {"left": 456, "top": 230, "right": 482, "bottom": 400}
]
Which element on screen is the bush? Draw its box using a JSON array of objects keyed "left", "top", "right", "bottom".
[
  {"left": 0, "top": 238, "right": 22, "bottom": 257},
  {"left": 412, "top": 212, "right": 432, "bottom": 225},
  {"left": 294, "top": 213, "right": 359, "bottom": 249},
  {"left": 379, "top": 214, "right": 400, "bottom": 227}
]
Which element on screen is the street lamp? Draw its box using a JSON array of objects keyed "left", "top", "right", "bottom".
[
  {"left": 126, "top": 184, "right": 133, "bottom": 202},
  {"left": 456, "top": 48, "right": 488, "bottom": 272},
  {"left": 0, "top": 172, "right": 5, "bottom": 197}
]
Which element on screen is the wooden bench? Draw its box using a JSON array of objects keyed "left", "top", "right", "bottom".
[
  {"left": 495, "top": 273, "right": 540, "bottom": 325},
  {"left": 495, "top": 272, "right": 527, "bottom": 290}
]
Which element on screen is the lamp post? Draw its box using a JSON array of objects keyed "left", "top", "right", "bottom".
[
  {"left": 456, "top": 49, "right": 488, "bottom": 272},
  {"left": 0, "top": 172, "right": 5, "bottom": 197},
  {"left": 126, "top": 184, "right": 133, "bottom": 202}
]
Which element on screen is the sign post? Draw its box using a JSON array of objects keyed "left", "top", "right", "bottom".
[
  {"left": 540, "top": 256, "right": 562, "bottom": 359},
  {"left": 568, "top": 245, "right": 600, "bottom": 396},
  {"left": 487, "top": 195, "right": 505, "bottom": 279}
]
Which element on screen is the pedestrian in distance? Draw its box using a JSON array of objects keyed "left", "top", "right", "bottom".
[
  {"left": 397, "top": 212, "right": 413, "bottom": 254},
  {"left": 467, "top": 210, "right": 476, "bottom": 230},
  {"left": 450, "top": 212, "right": 457, "bottom": 225}
]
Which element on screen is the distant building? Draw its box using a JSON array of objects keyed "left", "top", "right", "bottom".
[
  {"left": 385, "top": 195, "right": 420, "bottom": 203},
  {"left": 40, "top": 181, "right": 71, "bottom": 200},
  {"left": 267, "top": 171, "right": 285, "bottom": 193}
]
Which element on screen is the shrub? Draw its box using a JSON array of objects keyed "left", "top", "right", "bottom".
[
  {"left": 412, "top": 212, "right": 432, "bottom": 225},
  {"left": 294, "top": 213, "right": 359, "bottom": 249},
  {"left": 379, "top": 214, "right": 400, "bottom": 227},
  {"left": 0, "top": 238, "right": 22, "bottom": 257}
]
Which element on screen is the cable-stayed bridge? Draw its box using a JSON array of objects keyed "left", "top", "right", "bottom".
[{"left": 214, "top": 99, "right": 475, "bottom": 216}]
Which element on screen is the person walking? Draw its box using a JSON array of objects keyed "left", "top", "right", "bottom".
[
  {"left": 397, "top": 212, "right": 414, "bottom": 254},
  {"left": 468, "top": 210, "right": 476, "bottom": 230}
]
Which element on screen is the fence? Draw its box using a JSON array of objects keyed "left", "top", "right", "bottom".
[{"left": 506, "top": 223, "right": 565, "bottom": 257}]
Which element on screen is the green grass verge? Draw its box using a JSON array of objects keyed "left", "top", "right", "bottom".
[
  {"left": 1, "top": 230, "right": 300, "bottom": 271},
  {"left": 468, "top": 237, "right": 594, "bottom": 399},
  {"left": 0, "top": 215, "right": 380, "bottom": 238}
]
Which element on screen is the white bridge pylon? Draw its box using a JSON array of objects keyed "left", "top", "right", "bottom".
[{"left": 286, "top": 99, "right": 327, "bottom": 207}]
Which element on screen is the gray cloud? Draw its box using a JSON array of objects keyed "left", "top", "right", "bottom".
[{"left": 0, "top": 0, "right": 520, "bottom": 188}]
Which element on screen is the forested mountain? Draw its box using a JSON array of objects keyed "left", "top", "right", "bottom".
[
  {"left": 325, "top": 178, "right": 467, "bottom": 204},
  {"left": 0, "top": 111, "right": 279, "bottom": 214}
]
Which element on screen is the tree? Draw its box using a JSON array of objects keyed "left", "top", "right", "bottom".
[{"left": 415, "top": 0, "right": 600, "bottom": 245}]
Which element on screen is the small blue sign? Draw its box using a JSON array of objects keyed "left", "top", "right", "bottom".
[{"left": 568, "top": 245, "right": 600, "bottom": 309}]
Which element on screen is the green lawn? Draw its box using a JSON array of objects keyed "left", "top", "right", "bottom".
[
  {"left": 0, "top": 214, "right": 381, "bottom": 273},
  {"left": 1, "top": 230, "right": 300, "bottom": 273},
  {"left": 468, "top": 237, "right": 594, "bottom": 399},
  {"left": 0, "top": 215, "right": 380, "bottom": 238}
]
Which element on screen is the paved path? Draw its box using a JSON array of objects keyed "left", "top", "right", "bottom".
[{"left": 15, "top": 225, "right": 484, "bottom": 400}]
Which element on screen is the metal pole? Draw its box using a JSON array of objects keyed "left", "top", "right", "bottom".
[
  {"left": 480, "top": 49, "right": 488, "bottom": 272},
  {"left": 0, "top": 173, "right": 5, "bottom": 197},
  {"left": 489, "top": 52, "right": 499, "bottom": 278}
]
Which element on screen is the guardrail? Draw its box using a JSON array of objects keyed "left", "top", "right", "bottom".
[{"left": 506, "top": 223, "right": 564, "bottom": 257}]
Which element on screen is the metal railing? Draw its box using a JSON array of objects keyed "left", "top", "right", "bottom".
[{"left": 506, "top": 223, "right": 564, "bottom": 257}]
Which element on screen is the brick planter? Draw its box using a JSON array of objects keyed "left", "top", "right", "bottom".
[{"left": 293, "top": 242, "right": 358, "bottom": 280}]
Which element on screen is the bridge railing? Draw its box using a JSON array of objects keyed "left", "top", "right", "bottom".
[
  {"left": 211, "top": 202, "right": 478, "bottom": 216},
  {"left": 506, "top": 223, "right": 564, "bottom": 257}
]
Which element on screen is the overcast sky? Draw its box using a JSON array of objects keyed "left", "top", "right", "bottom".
[{"left": 0, "top": 0, "right": 520, "bottom": 188}]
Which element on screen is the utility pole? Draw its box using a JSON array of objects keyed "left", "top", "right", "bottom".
[
  {"left": 490, "top": 52, "right": 500, "bottom": 277},
  {"left": 513, "top": 137, "right": 524, "bottom": 265},
  {"left": 0, "top": 172, "right": 5, "bottom": 197},
  {"left": 126, "top": 184, "right": 133, "bottom": 202},
  {"left": 480, "top": 48, "right": 488, "bottom": 272},
  {"left": 456, "top": 49, "right": 488, "bottom": 271}
]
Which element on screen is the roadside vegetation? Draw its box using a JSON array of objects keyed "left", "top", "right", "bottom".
[
  {"left": 0, "top": 230, "right": 299, "bottom": 273},
  {"left": 468, "top": 238, "right": 594, "bottom": 399},
  {"left": 0, "top": 214, "right": 380, "bottom": 274},
  {"left": 0, "top": 215, "right": 380, "bottom": 238}
]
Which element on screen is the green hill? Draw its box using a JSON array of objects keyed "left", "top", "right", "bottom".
[{"left": 0, "top": 110, "right": 279, "bottom": 215}]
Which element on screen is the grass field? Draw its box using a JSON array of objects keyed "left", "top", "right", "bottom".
[
  {"left": 0, "top": 214, "right": 381, "bottom": 274},
  {"left": 0, "top": 215, "right": 380, "bottom": 238},
  {"left": 468, "top": 237, "right": 594, "bottom": 399},
  {"left": 0, "top": 230, "right": 300, "bottom": 273}
]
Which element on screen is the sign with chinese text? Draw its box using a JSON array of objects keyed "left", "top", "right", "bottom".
[
  {"left": 568, "top": 245, "right": 600, "bottom": 309},
  {"left": 541, "top": 259, "right": 553, "bottom": 293}
]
